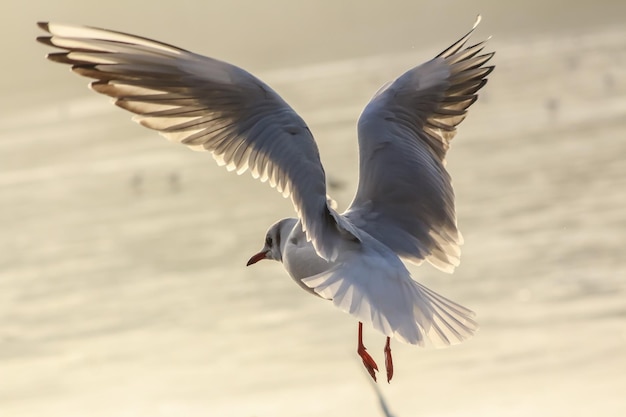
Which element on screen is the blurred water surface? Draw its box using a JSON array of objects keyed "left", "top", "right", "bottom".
[{"left": 1, "top": 2, "right": 626, "bottom": 416}]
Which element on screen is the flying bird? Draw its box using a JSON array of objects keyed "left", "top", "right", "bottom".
[{"left": 38, "top": 17, "right": 494, "bottom": 383}]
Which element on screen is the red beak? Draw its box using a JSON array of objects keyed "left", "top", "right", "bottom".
[{"left": 246, "top": 250, "right": 268, "bottom": 266}]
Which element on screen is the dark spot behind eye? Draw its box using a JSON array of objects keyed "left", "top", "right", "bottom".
[
  {"left": 285, "top": 125, "right": 300, "bottom": 135},
  {"left": 274, "top": 231, "right": 281, "bottom": 251}
]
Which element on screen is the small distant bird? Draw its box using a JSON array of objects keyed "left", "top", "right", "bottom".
[
  {"left": 130, "top": 172, "right": 143, "bottom": 195},
  {"left": 38, "top": 16, "right": 493, "bottom": 382},
  {"left": 545, "top": 97, "right": 560, "bottom": 120},
  {"left": 169, "top": 171, "right": 180, "bottom": 193},
  {"left": 603, "top": 72, "right": 615, "bottom": 92}
]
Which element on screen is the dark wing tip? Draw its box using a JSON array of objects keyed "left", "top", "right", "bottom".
[
  {"left": 37, "top": 21, "right": 50, "bottom": 32},
  {"left": 437, "top": 16, "right": 481, "bottom": 59},
  {"left": 481, "top": 65, "right": 496, "bottom": 79},
  {"left": 36, "top": 36, "right": 54, "bottom": 47},
  {"left": 46, "top": 52, "right": 73, "bottom": 64}
]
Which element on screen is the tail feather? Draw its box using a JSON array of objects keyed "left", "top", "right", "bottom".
[
  {"left": 302, "top": 261, "right": 477, "bottom": 347},
  {"left": 411, "top": 281, "right": 477, "bottom": 347}
]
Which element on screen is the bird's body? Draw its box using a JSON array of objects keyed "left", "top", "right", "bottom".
[
  {"left": 257, "top": 217, "right": 476, "bottom": 346},
  {"left": 38, "top": 16, "right": 494, "bottom": 382},
  {"left": 280, "top": 220, "right": 331, "bottom": 291}
]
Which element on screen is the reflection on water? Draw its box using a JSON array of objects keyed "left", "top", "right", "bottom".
[{"left": 1, "top": 19, "right": 626, "bottom": 417}]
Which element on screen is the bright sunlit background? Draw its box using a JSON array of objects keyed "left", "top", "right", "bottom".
[{"left": 1, "top": 1, "right": 625, "bottom": 416}]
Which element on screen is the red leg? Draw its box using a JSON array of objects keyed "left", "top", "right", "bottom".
[
  {"left": 384, "top": 337, "right": 393, "bottom": 383},
  {"left": 357, "top": 322, "right": 378, "bottom": 382}
]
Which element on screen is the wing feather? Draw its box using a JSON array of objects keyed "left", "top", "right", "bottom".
[
  {"left": 38, "top": 21, "right": 356, "bottom": 261},
  {"left": 345, "top": 16, "right": 494, "bottom": 272}
]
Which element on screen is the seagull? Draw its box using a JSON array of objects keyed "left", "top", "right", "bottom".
[{"left": 38, "top": 16, "right": 494, "bottom": 383}]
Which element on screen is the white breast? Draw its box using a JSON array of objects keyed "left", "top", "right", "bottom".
[{"left": 282, "top": 227, "right": 334, "bottom": 296}]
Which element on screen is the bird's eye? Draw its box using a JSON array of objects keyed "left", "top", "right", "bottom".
[{"left": 265, "top": 236, "right": 273, "bottom": 246}]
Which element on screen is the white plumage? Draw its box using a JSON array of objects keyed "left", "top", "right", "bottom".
[{"left": 38, "top": 16, "right": 494, "bottom": 382}]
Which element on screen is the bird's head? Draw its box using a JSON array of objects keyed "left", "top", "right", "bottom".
[{"left": 246, "top": 218, "right": 298, "bottom": 266}]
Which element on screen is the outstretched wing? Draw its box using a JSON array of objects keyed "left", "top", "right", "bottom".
[
  {"left": 37, "top": 22, "right": 354, "bottom": 261},
  {"left": 344, "top": 16, "right": 494, "bottom": 272}
]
